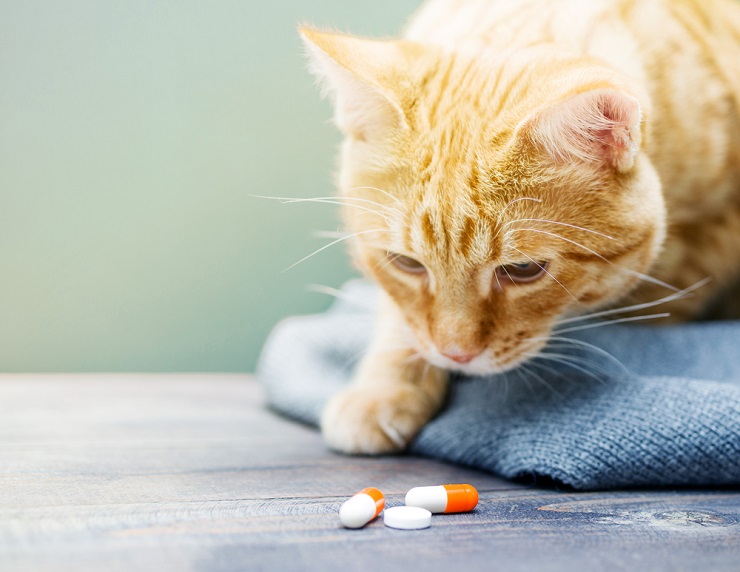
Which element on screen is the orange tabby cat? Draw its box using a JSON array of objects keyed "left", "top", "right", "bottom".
[{"left": 300, "top": 0, "right": 740, "bottom": 454}]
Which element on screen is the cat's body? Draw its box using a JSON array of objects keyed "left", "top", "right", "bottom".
[{"left": 301, "top": 0, "right": 740, "bottom": 454}]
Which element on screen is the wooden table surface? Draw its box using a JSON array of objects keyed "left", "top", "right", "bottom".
[{"left": 1, "top": 374, "right": 738, "bottom": 572}]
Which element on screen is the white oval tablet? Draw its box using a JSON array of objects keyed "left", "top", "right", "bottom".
[{"left": 383, "top": 506, "right": 432, "bottom": 530}]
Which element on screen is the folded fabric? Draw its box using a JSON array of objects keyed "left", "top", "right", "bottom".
[{"left": 257, "top": 280, "right": 740, "bottom": 490}]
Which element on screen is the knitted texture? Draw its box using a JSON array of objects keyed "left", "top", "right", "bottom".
[{"left": 257, "top": 281, "right": 740, "bottom": 490}]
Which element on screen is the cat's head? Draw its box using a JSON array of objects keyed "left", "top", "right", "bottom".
[{"left": 302, "top": 28, "right": 666, "bottom": 375}]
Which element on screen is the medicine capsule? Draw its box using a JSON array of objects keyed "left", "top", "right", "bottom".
[
  {"left": 405, "top": 484, "right": 478, "bottom": 514},
  {"left": 339, "top": 487, "right": 385, "bottom": 528}
]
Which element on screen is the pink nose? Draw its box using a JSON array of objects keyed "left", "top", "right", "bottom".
[{"left": 441, "top": 351, "right": 480, "bottom": 364}]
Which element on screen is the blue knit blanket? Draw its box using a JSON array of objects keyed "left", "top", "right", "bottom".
[{"left": 257, "top": 280, "right": 740, "bottom": 490}]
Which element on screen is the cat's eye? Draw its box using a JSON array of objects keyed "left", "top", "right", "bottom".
[
  {"left": 388, "top": 252, "right": 426, "bottom": 274},
  {"left": 496, "top": 261, "right": 549, "bottom": 284}
]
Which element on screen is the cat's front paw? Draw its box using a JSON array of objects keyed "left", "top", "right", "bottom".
[{"left": 320, "top": 385, "right": 434, "bottom": 455}]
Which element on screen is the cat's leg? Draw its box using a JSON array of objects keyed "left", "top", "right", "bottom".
[{"left": 321, "top": 294, "right": 448, "bottom": 455}]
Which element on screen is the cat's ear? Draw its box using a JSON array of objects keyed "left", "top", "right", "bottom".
[
  {"left": 300, "top": 27, "right": 411, "bottom": 140},
  {"left": 526, "top": 89, "right": 642, "bottom": 172}
]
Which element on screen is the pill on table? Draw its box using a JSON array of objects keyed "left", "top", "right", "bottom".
[
  {"left": 405, "top": 484, "right": 478, "bottom": 513},
  {"left": 383, "top": 506, "right": 432, "bottom": 530},
  {"left": 339, "top": 487, "right": 385, "bottom": 528}
]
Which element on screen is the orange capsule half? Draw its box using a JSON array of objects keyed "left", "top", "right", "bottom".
[{"left": 405, "top": 484, "right": 478, "bottom": 514}]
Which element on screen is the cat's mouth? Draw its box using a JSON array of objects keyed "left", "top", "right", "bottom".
[
  {"left": 427, "top": 344, "right": 531, "bottom": 376},
  {"left": 426, "top": 343, "right": 543, "bottom": 377}
]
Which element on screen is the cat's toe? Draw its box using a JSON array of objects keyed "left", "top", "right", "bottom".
[{"left": 320, "top": 386, "right": 429, "bottom": 455}]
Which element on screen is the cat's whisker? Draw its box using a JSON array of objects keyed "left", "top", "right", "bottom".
[
  {"left": 524, "top": 352, "right": 608, "bottom": 386},
  {"left": 510, "top": 245, "right": 579, "bottom": 302},
  {"left": 503, "top": 218, "right": 616, "bottom": 241},
  {"left": 400, "top": 351, "right": 426, "bottom": 366},
  {"left": 305, "top": 284, "right": 376, "bottom": 310},
  {"left": 313, "top": 230, "right": 347, "bottom": 239},
  {"left": 517, "top": 362, "right": 563, "bottom": 397},
  {"left": 526, "top": 349, "right": 618, "bottom": 377},
  {"left": 283, "top": 228, "right": 386, "bottom": 271},
  {"left": 555, "top": 277, "right": 711, "bottom": 326},
  {"left": 552, "top": 312, "right": 671, "bottom": 334},
  {"left": 621, "top": 269, "right": 682, "bottom": 293},
  {"left": 527, "top": 335, "right": 629, "bottom": 374}
]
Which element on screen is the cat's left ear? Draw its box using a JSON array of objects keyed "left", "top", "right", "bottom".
[
  {"left": 300, "top": 27, "right": 415, "bottom": 140},
  {"left": 525, "top": 89, "right": 642, "bottom": 172}
]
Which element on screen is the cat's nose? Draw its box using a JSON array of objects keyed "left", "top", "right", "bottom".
[{"left": 441, "top": 350, "right": 480, "bottom": 364}]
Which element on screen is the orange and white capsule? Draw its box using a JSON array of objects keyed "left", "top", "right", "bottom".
[
  {"left": 339, "top": 487, "right": 385, "bottom": 528},
  {"left": 405, "top": 484, "right": 478, "bottom": 514}
]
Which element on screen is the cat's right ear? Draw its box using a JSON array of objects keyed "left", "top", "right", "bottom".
[{"left": 299, "top": 27, "right": 411, "bottom": 140}]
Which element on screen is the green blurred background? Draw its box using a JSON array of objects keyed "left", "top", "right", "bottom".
[{"left": 1, "top": 0, "right": 419, "bottom": 372}]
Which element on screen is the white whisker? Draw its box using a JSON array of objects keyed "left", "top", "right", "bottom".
[
  {"left": 252, "top": 193, "right": 402, "bottom": 220},
  {"left": 305, "top": 284, "right": 375, "bottom": 310},
  {"left": 525, "top": 352, "right": 608, "bottom": 385},
  {"left": 504, "top": 218, "right": 615, "bottom": 241},
  {"left": 528, "top": 335, "right": 629, "bottom": 374},
  {"left": 505, "top": 227, "right": 602, "bottom": 259},
  {"left": 494, "top": 197, "right": 543, "bottom": 236},
  {"left": 553, "top": 312, "right": 670, "bottom": 334},
  {"left": 518, "top": 362, "right": 563, "bottom": 396},
  {"left": 528, "top": 350, "right": 615, "bottom": 376},
  {"left": 506, "top": 226, "right": 682, "bottom": 293},
  {"left": 346, "top": 186, "right": 403, "bottom": 207},
  {"left": 283, "top": 228, "right": 385, "bottom": 271},
  {"left": 510, "top": 245, "right": 578, "bottom": 302},
  {"left": 621, "top": 269, "right": 681, "bottom": 292},
  {"left": 556, "top": 277, "right": 711, "bottom": 325}
]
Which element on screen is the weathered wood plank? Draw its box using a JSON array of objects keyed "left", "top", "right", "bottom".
[{"left": 0, "top": 375, "right": 738, "bottom": 572}]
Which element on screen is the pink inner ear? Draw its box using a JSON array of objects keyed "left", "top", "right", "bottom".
[{"left": 532, "top": 89, "right": 642, "bottom": 171}]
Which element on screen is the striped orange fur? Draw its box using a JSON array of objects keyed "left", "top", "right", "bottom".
[{"left": 302, "top": 0, "right": 740, "bottom": 454}]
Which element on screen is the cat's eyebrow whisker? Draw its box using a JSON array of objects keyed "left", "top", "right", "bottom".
[
  {"left": 495, "top": 197, "right": 543, "bottom": 224},
  {"left": 552, "top": 312, "right": 671, "bottom": 334},
  {"left": 510, "top": 245, "right": 579, "bottom": 303},
  {"left": 373, "top": 252, "right": 402, "bottom": 273},
  {"left": 278, "top": 196, "right": 398, "bottom": 223},
  {"left": 503, "top": 218, "right": 616, "bottom": 241},
  {"left": 345, "top": 186, "right": 404, "bottom": 207},
  {"left": 505, "top": 227, "right": 601, "bottom": 259},
  {"left": 555, "top": 277, "right": 711, "bottom": 326},
  {"left": 253, "top": 193, "right": 403, "bottom": 220},
  {"left": 283, "top": 228, "right": 386, "bottom": 271},
  {"left": 505, "top": 227, "right": 682, "bottom": 292}
]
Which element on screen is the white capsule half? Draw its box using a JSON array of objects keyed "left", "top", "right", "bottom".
[
  {"left": 339, "top": 488, "right": 385, "bottom": 528},
  {"left": 405, "top": 485, "right": 448, "bottom": 513}
]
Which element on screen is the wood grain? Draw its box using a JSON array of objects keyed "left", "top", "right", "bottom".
[{"left": 0, "top": 374, "right": 738, "bottom": 572}]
